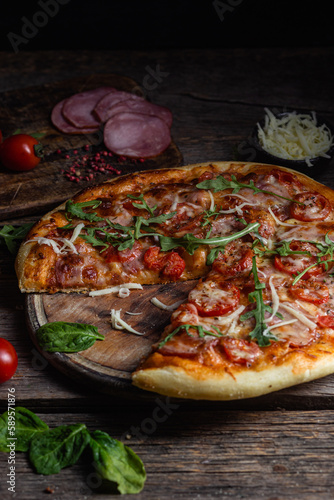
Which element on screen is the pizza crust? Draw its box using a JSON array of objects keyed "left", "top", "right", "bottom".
[{"left": 132, "top": 348, "right": 334, "bottom": 400}]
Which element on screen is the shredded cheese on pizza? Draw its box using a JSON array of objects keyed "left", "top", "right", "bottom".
[
  {"left": 280, "top": 303, "right": 317, "bottom": 330},
  {"left": 70, "top": 222, "right": 85, "bottom": 242},
  {"left": 24, "top": 223, "right": 85, "bottom": 255},
  {"left": 24, "top": 237, "right": 79, "bottom": 255},
  {"left": 267, "top": 206, "right": 296, "bottom": 227},
  {"left": 257, "top": 108, "right": 333, "bottom": 166},
  {"left": 263, "top": 318, "right": 298, "bottom": 337},
  {"left": 219, "top": 193, "right": 259, "bottom": 215},
  {"left": 208, "top": 190, "right": 215, "bottom": 212},
  {"left": 266, "top": 276, "right": 280, "bottom": 322}
]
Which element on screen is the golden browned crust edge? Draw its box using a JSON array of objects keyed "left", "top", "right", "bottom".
[{"left": 132, "top": 349, "right": 334, "bottom": 400}]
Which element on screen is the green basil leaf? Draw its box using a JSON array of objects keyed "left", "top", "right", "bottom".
[
  {"left": 0, "top": 223, "right": 34, "bottom": 254},
  {"left": 36, "top": 321, "right": 105, "bottom": 353},
  {"left": 0, "top": 407, "right": 49, "bottom": 452},
  {"left": 29, "top": 423, "right": 90, "bottom": 475},
  {"left": 89, "top": 430, "right": 146, "bottom": 494}
]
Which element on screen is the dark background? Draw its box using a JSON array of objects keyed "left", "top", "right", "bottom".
[{"left": 0, "top": 0, "right": 332, "bottom": 51}]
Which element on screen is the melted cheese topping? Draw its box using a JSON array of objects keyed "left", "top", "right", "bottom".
[{"left": 257, "top": 108, "right": 334, "bottom": 166}]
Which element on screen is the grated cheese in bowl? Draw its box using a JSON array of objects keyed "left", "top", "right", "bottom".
[{"left": 256, "top": 108, "right": 334, "bottom": 167}]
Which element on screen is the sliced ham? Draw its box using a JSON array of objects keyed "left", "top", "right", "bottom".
[
  {"left": 51, "top": 99, "right": 99, "bottom": 134},
  {"left": 94, "top": 91, "right": 144, "bottom": 122},
  {"left": 99, "top": 98, "right": 173, "bottom": 128},
  {"left": 62, "top": 87, "right": 116, "bottom": 128},
  {"left": 103, "top": 112, "right": 171, "bottom": 158}
]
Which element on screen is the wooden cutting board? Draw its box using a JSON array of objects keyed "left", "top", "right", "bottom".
[
  {"left": 0, "top": 73, "right": 182, "bottom": 220},
  {"left": 26, "top": 281, "right": 195, "bottom": 398}
]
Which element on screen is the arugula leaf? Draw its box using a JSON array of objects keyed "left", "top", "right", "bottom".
[
  {"left": 65, "top": 200, "right": 104, "bottom": 222},
  {"left": 132, "top": 213, "right": 176, "bottom": 240},
  {"left": 80, "top": 212, "right": 176, "bottom": 253},
  {"left": 36, "top": 321, "right": 105, "bottom": 353},
  {"left": 88, "top": 430, "right": 146, "bottom": 494},
  {"left": 158, "top": 324, "right": 223, "bottom": 349},
  {"left": 240, "top": 256, "right": 278, "bottom": 347},
  {"left": 0, "top": 223, "right": 34, "bottom": 254},
  {"left": 0, "top": 407, "right": 49, "bottom": 452},
  {"left": 201, "top": 205, "right": 221, "bottom": 228},
  {"left": 127, "top": 194, "right": 157, "bottom": 216},
  {"left": 29, "top": 423, "right": 90, "bottom": 475},
  {"left": 196, "top": 174, "right": 302, "bottom": 204},
  {"left": 158, "top": 221, "right": 260, "bottom": 260},
  {"left": 79, "top": 227, "right": 109, "bottom": 251}
]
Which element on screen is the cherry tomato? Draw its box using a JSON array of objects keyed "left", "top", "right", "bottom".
[
  {"left": 0, "top": 338, "right": 18, "bottom": 383},
  {"left": 291, "top": 192, "right": 331, "bottom": 221},
  {"left": 161, "top": 252, "right": 185, "bottom": 280},
  {"left": 318, "top": 313, "right": 334, "bottom": 329},
  {"left": 143, "top": 246, "right": 166, "bottom": 271},
  {"left": 0, "top": 133, "right": 44, "bottom": 171},
  {"left": 189, "top": 279, "right": 240, "bottom": 317},
  {"left": 144, "top": 246, "right": 185, "bottom": 279}
]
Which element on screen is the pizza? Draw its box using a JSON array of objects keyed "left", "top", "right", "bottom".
[{"left": 15, "top": 161, "right": 334, "bottom": 400}]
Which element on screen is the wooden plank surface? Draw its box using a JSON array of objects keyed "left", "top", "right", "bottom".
[
  {"left": 26, "top": 282, "right": 195, "bottom": 398},
  {"left": 1, "top": 47, "right": 334, "bottom": 500},
  {"left": 1, "top": 409, "right": 334, "bottom": 499},
  {"left": 0, "top": 73, "right": 182, "bottom": 220}
]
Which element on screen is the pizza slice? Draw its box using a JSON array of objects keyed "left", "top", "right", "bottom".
[{"left": 15, "top": 161, "right": 334, "bottom": 400}]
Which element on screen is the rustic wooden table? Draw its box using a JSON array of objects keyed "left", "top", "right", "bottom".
[{"left": 1, "top": 47, "right": 334, "bottom": 500}]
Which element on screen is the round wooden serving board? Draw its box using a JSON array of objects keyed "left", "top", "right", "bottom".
[{"left": 26, "top": 281, "right": 196, "bottom": 398}]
